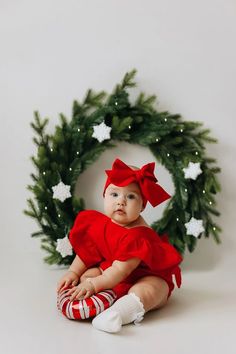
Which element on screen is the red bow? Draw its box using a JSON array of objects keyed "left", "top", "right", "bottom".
[{"left": 103, "top": 159, "right": 171, "bottom": 207}]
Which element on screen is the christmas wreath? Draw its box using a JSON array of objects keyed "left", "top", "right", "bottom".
[{"left": 24, "top": 70, "right": 221, "bottom": 265}]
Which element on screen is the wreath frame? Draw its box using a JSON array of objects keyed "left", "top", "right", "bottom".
[{"left": 24, "top": 70, "right": 221, "bottom": 265}]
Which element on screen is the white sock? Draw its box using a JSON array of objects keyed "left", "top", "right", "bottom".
[{"left": 92, "top": 293, "right": 145, "bottom": 333}]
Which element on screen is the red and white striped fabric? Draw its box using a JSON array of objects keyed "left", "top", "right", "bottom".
[{"left": 57, "top": 287, "right": 117, "bottom": 320}]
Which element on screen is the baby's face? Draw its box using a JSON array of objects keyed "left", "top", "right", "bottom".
[{"left": 104, "top": 183, "right": 144, "bottom": 227}]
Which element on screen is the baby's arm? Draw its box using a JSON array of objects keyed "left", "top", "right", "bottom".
[
  {"left": 69, "top": 255, "right": 87, "bottom": 276},
  {"left": 68, "top": 258, "right": 140, "bottom": 300},
  {"left": 92, "top": 258, "right": 141, "bottom": 292},
  {"left": 57, "top": 255, "right": 87, "bottom": 293}
]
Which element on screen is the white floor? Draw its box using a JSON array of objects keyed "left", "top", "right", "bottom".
[{"left": 1, "top": 245, "right": 235, "bottom": 354}]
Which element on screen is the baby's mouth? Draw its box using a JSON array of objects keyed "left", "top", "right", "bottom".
[{"left": 115, "top": 209, "right": 125, "bottom": 214}]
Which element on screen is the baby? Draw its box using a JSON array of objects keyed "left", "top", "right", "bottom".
[{"left": 57, "top": 158, "right": 182, "bottom": 333}]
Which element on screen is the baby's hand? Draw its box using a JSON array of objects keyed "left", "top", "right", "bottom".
[
  {"left": 57, "top": 270, "right": 79, "bottom": 294},
  {"left": 67, "top": 278, "right": 96, "bottom": 301}
]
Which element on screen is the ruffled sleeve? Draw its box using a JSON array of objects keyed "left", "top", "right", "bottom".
[
  {"left": 114, "top": 227, "right": 182, "bottom": 272},
  {"left": 69, "top": 210, "right": 105, "bottom": 268}
]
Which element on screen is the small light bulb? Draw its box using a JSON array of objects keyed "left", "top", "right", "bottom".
[
  {"left": 128, "top": 125, "right": 131, "bottom": 129},
  {"left": 45, "top": 206, "right": 47, "bottom": 210},
  {"left": 195, "top": 151, "right": 198, "bottom": 155},
  {"left": 43, "top": 171, "right": 46, "bottom": 175},
  {"left": 213, "top": 226, "right": 216, "bottom": 231},
  {"left": 50, "top": 148, "right": 53, "bottom": 152},
  {"left": 164, "top": 118, "right": 167, "bottom": 122},
  {"left": 185, "top": 188, "right": 187, "bottom": 192},
  {"left": 180, "top": 129, "right": 183, "bottom": 133},
  {"left": 58, "top": 214, "right": 61, "bottom": 218},
  {"left": 176, "top": 218, "right": 179, "bottom": 221},
  {"left": 167, "top": 153, "right": 170, "bottom": 157},
  {"left": 209, "top": 201, "right": 212, "bottom": 205},
  {"left": 76, "top": 151, "right": 79, "bottom": 155},
  {"left": 156, "top": 138, "right": 159, "bottom": 142},
  {"left": 203, "top": 190, "right": 206, "bottom": 194},
  {"left": 69, "top": 168, "right": 72, "bottom": 171},
  {"left": 115, "top": 101, "right": 118, "bottom": 106},
  {"left": 78, "top": 128, "right": 80, "bottom": 132}
]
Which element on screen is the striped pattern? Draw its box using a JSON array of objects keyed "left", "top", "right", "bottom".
[{"left": 57, "top": 287, "right": 117, "bottom": 320}]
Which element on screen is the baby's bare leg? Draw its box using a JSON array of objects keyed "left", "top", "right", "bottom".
[
  {"left": 128, "top": 275, "right": 169, "bottom": 312},
  {"left": 80, "top": 267, "right": 102, "bottom": 282},
  {"left": 92, "top": 275, "right": 169, "bottom": 333}
]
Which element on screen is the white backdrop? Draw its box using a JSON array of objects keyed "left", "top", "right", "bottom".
[{"left": 0, "top": 0, "right": 235, "bottom": 271}]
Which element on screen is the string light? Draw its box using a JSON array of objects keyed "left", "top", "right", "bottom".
[
  {"left": 156, "top": 138, "right": 159, "bottom": 142},
  {"left": 128, "top": 125, "right": 131, "bottom": 129},
  {"left": 185, "top": 188, "right": 187, "bottom": 192},
  {"left": 167, "top": 153, "right": 170, "bottom": 157},
  {"left": 76, "top": 151, "right": 79, "bottom": 155},
  {"left": 77, "top": 128, "right": 80, "bottom": 132},
  {"left": 69, "top": 168, "right": 72, "bottom": 171},
  {"left": 195, "top": 151, "right": 198, "bottom": 155}
]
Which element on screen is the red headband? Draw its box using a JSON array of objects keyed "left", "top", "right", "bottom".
[{"left": 103, "top": 158, "right": 171, "bottom": 207}]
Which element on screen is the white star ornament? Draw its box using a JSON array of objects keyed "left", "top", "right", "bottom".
[
  {"left": 56, "top": 236, "right": 73, "bottom": 257},
  {"left": 52, "top": 181, "right": 71, "bottom": 202},
  {"left": 183, "top": 162, "right": 202, "bottom": 180},
  {"left": 185, "top": 217, "right": 205, "bottom": 238},
  {"left": 92, "top": 122, "right": 111, "bottom": 143}
]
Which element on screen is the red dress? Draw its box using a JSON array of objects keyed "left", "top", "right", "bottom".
[{"left": 69, "top": 210, "right": 182, "bottom": 298}]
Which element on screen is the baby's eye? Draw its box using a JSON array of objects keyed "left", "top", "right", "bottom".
[
  {"left": 127, "top": 194, "right": 136, "bottom": 200},
  {"left": 111, "top": 192, "right": 118, "bottom": 197}
]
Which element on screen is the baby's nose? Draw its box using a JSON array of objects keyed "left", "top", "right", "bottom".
[{"left": 117, "top": 196, "right": 126, "bottom": 205}]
